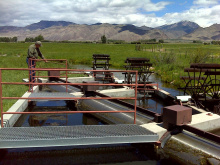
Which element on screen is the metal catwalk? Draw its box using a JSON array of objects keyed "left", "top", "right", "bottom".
[{"left": 0, "top": 124, "right": 158, "bottom": 149}]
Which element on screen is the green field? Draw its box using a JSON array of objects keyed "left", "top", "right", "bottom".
[{"left": 0, "top": 42, "right": 220, "bottom": 112}]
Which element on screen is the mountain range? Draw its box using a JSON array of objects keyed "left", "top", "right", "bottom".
[{"left": 0, "top": 20, "right": 219, "bottom": 42}]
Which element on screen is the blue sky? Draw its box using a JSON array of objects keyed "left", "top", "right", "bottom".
[
  {"left": 151, "top": 1, "right": 193, "bottom": 17},
  {"left": 0, "top": 0, "right": 219, "bottom": 27}
]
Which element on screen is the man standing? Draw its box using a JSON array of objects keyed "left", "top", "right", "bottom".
[{"left": 26, "top": 41, "right": 46, "bottom": 82}]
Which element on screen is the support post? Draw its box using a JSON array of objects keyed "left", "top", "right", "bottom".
[
  {"left": 0, "top": 69, "right": 3, "bottom": 127},
  {"left": 28, "top": 58, "right": 31, "bottom": 92},
  {"left": 66, "top": 60, "right": 68, "bottom": 93},
  {"left": 134, "top": 71, "right": 138, "bottom": 124}
]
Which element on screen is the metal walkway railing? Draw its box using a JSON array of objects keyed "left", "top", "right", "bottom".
[
  {"left": 0, "top": 62, "right": 140, "bottom": 127},
  {"left": 0, "top": 124, "right": 158, "bottom": 149}
]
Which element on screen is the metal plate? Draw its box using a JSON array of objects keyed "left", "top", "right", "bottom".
[
  {"left": 29, "top": 92, "right": 76, "bottom": 100},
  {"left": 0, "top": 124, "right": 158, "bottom": 149}
]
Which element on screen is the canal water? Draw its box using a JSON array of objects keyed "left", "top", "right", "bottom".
[
  {"left": 14, "top": 100, "right": 105, "bottom": 127},
  {"left": 1, "top": 65, "right": 184, "bottom": 165}
]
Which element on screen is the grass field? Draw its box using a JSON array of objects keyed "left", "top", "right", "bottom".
[{"left": 0, "top": 42, "right": 220, "bottom": 112}]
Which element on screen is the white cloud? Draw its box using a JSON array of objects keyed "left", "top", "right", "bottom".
[
  {"left": 163, "top": 4, "right": 220, "bottom": 27},
  {"left": 109, "top": 0, "right": 137, "bottom": 7},
  {"left": 0, "top": 0, "right": 219, "bottom": 28},
  {"left": 0, "top": 0, "right": 52, "bottom": 26},
  {"left": 0, "top": 0, "right": 171, "bottom": 27},
  {"left": 193, "top": 0, "right": 219, "bottom": 6},
  {"left": 142, "top": 1, "right": 171, "bottom": 12}
]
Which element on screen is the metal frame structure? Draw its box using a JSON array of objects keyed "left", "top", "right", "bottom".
[
  {"left": 123, "top": 58, "right": 156, "bottom": 98},
  {"left": 92, "top": 54, "right": 111, "bottom": 70},
  {"left": 180, "top": 63, "right": 220, "bottom": 111},
  {"left": 124, "top": 58, "right": 154, "bottom": 84},
  {"left": 0, "top": 62, "right": 139, "bottom": 127},
  {"left": 92, "top": 54, "right": 114, "bottom": 82},
  {"left": 28, "top": 59, "right": 68, "bottom": 92}
]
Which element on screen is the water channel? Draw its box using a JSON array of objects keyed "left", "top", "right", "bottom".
[
  {"left": 15, "top": 64, "right": 183, "bottom": 127},
  {"left": 1, "top": 65, "right": 185, "bottom": 165}
]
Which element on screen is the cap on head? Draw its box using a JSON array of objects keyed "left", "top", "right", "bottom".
[{"left": 35, "top": 41, "right": 42, "bottom": 47}]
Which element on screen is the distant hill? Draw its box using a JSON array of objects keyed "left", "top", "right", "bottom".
[
  {"left": 0, "top": 26, "right": 23, "bottom": 33},
  {"left": 181, "top": 24, "right": 220, "bottom": 41},
  {"left": 25, "top": 20, "right": 76, "bottom": 30},
  {"left": 0, "top": 21, "right": 168, "bottom": 41},
  {"left": 118, "top": 24, "right": 152, "bottom": 35},
  {"left": 156, "top": 21, "right": 200, "bottom": 39},
  {"left": 0, "top": 20, "right": 218, "bottom": 42}
]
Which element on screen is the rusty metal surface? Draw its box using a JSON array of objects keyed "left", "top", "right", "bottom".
[
  {"left": 93, "top": 54, "right": 110, "bottom": 58},
  {"left": 204, "top": 71, "right": 220, "bottom": 75},
  {"left": 3, "top": 110, "right": 136, "bottom": 115},
  {"left": 0, "top": 68, "right": 137, "bottom": 73},
  {"left": 125, "top": 58, "right": 150, "bottom": 63},
  {"left": 2, "top": 96, "right": 136, "bottom": 100},
  {"left": 48, "top": 71, "right": 60, "bottom": 77},
  {"left": 0, "top": 70, "right": 3, "bottom": 127},
  {"left": 180, "top": 76, "right": 206, "bottom": 80},
  {"left": 83, "top": 81, "right": 99, "bottom": 92},
  {"left": 184, "top": 68, "right": 210, "bottom": 72},
  {"left": 129, "top": 63, "right": 153, "bottom": 67},
  {"left": 190, "top": 63, "right": 220, "bottom": 69},
  {"left": 48, "top": 71, "right": 61, "bottom": 81},
  {"left": 163, "top": 105, "right": 192, "bottom": 130}
]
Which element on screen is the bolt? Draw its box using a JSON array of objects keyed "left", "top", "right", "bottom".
[{"left": 206, "top": 113, "right": 212, "bottom": 116}]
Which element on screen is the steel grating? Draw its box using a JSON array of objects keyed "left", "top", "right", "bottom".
[
  {"left": 29, "top": 92, "right": 76, "bottom": 100},
  {"left": 0, "top": 124, "right": 158, "bottom": 149}
]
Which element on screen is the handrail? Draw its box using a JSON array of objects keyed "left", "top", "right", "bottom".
[
  {"left": 28, "top": 58, "right": 68, "bottom": 92},
  {"left": 0, "top": 64, "right": 138, "bottom": 127}
]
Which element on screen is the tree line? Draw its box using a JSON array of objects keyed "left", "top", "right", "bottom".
[
  {"left": 211, "top": 40, "right": 220, "bottom": 45},
  {"left": 0, "top": 35, "right": 44, "bottom": 43},
  {"left": 25, "top": 35, "right": 44, "bottom": 42},
  {"left": 193, "top": 40, "right": 220, "bottom": 45},
  {"left": 0, "top": 37, "right": 17, "bottom": 42},
  {"left": 131, "top": 39, "right": 164, "bottom": 44},
  {"left": 1, "top": 34, "right": 219, "bottom": 44}
]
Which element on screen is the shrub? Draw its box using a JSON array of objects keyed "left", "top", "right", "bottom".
[
  {"left": 154, "top": 51, "right": 176, "bottom": 65},
  {"left": 190, "top": 48, "right": 209, "bottom": 63}
]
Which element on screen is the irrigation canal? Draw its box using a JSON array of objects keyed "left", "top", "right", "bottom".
[
  {"left": 2, "top": 84, "right": 179, "bottom": 165},
  {"left": 14, "top": 64, "right": 181, "bottom": 127},
  {"left": 0, "top": 65, "right": 219, "bottom": 165}
]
